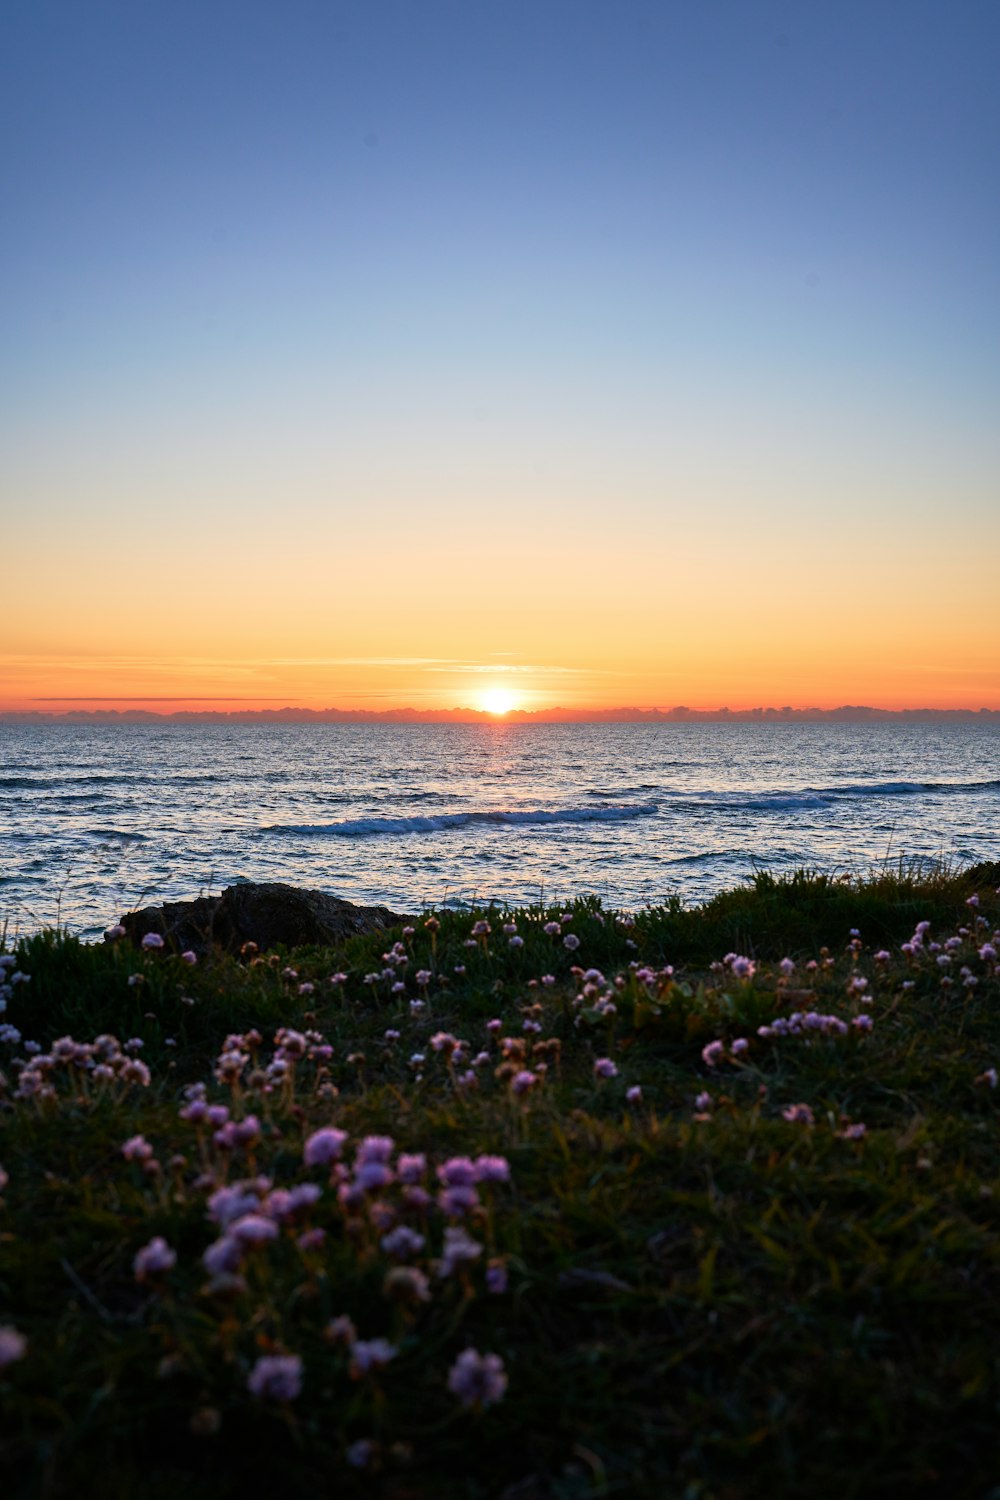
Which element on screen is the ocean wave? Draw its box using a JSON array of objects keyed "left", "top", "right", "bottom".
[
  {"left": 661, "top": 778, "right": 1000, "bottom": 812},
  {"left": 264, "top": 803, "right": 660, "bottom": 837}
]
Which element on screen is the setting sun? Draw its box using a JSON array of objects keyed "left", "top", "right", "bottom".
[{"left": 480, "top": 688, "right": 518, "bottom": 716}]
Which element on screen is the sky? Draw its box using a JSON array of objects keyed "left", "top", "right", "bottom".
[{"left": 2, "top": 0, "right": 999, "bottom": 713}]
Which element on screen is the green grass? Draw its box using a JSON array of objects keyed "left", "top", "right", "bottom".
[{"left": 1, "top": 866, "right": 999, "bottom": 1499}]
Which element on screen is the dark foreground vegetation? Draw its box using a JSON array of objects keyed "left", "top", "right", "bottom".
[{"left": 1, "top": 863, "right": 999, "bottom": 1499}]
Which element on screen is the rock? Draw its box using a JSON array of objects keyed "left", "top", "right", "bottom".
[{"left": 115, "top": 882, "right": 410, "bottom": 955}]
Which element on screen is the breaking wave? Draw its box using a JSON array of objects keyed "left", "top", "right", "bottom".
[
  {"left": 661, "top": 779, "right": 1000, "bottom": 813},
  {"left": 264, "top": 803, "right": 660, "bottom": 837}
]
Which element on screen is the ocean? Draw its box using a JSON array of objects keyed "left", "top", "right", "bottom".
[{"left": 1, "top": 720, "right": 997, "bottom": 938}]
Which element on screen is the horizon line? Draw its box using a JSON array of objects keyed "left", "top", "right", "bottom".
[{"left": 2, "top": 703, "right": 999, "bottom": 724}]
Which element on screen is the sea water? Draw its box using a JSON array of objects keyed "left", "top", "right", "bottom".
[{"left": 1, "top": 720, "right": 997, "bottom": 937}]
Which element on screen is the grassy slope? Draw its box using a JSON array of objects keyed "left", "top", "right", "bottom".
[{"left": 1, "top": 863, "right": 999, "bottom": 1500}]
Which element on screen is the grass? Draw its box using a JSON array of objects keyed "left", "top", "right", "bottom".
[{"left": 1, "top": 865, "right": 999, "bottom": 1499}]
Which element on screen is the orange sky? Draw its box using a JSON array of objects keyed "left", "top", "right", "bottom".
[{"left": 4, "top": 519, "right": 998, "bottom": 712}]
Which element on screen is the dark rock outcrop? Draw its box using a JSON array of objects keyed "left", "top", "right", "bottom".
[{"left": 115, "top": 882, "right": 410, "bottom": 955}]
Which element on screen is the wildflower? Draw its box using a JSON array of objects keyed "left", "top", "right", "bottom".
[
  {"left": 563, "top": 933, "right": 580, "bottom": 951},
  {"left": 486, "top": 1258, "right": 508, "bottom": 1294},
  {"left": 325, "top": 1315, "right": 356, "bottom": 1346},
  {"left": 104, "top": 924, "right": 126, "bottom": 940},
  {"left": 436, "top": 1226, "right": 483, "bottom": 1276},
  {"left": 134, "top": 1236, "right": 177, "bottom": 1281},
  {"left": 346, "top": 1439, "right": 376, "bottom": 1470},
  {"left": 838, "top": 1123, "right": 867, "bottom": 1140},
  {"left": 852, "top": 1014, "right": 873, "bottom": 1032},
  {"left": 357, "top": 1135, "right": 395, "bottom": 1163},
  {"left": 276, "top": 1182, "right": 322, "bottom": 1219},
  {"left": 447, "top": 1348, "right": 508, "bottom": 1409},
  {"left": 510, "top": 1069, "right": 537, "bottom": 1095},
  {"left": 439, "top": 1181, "right": 480, "bottom": 1215},
  {"left": 141, "top": 932, "right": 165, "bottom": 951},
  {"left": 474, "top": 1154, "right": 510, "bottom": 1183},
  {"left": 415, "top": 969, "right": 432, "bottom": 987},
  {"left": 350, "top": 1338, "right": 397, "bottom": 1377},
  {"left": 207, "top": 1185, "right": 260, "bottom": 1227},
  {"left": 695, "top": 1091, "right": 712, "bottom": 1110},
  {"left": 355, "top": 1160, "right": 394, "bottom": 1192},
  {"left": 975, "top": 1068, "right": 998, "bottom": 1089},
  {"left": 967, "top": 894, "right": 981, "bottom": 908},
  {"left": 247, "top": 1354, "right": 302, "bottom": 1402},
  {"left": 381, "top": 1225, "right": 426, "bottom": 1258},
  {"left": 437, "top": 1157, "right": 478, "bottom": 1187},
  {"left": 541, "top": 974, "right": 556, "bottom": 986},
  {"left": 543, "top": 922, "right": 561, "bottom": 937},
  {"left": 486, "top": 1018, "right": 502, "bottom": 1034},
  {"left": 781, "top": 1103, "right": 814, "bottom": 1125},
  {"left": 701, "top": 1040, "right": 724, "bottom": 1068},
  {"left": 508, "top": 935, "right": 524, "bottom": 948},
  {"left": 202, "top": 1236, "right": 244, "bottom": 1277},
  {"left": 396, "top": 1152, "right": 427, "bottom": 1183},
  {"left": 0, "top": 1326, "right": 27, "bottom": 1368},
  {"left": 304, "top": 1127, "right": 348, "bottom": 1167},
  {"left": 626, "top": 1085, "right": 643, "bottom": 1105},
  {"left": 230, "top": 1213, "right": 279, "bottom": 1247},
  {"left": 731, "top": 1037, "right": 750, "bottom": 1056},
  {"left": 384, "top": 1265, "right": 431, "bottom": 1305},
  {"left": 779, "top": 957, "right": 795, "bottom": 977},
  {"left": 122, "top": 1135, "right": 154, "bottom": 1162},
  {"left": 593, "top": 1057, "right": 618, "bottom": 1080},
  {"left": 297, "top": 1227, "right": 326, "bottom": 1252}
]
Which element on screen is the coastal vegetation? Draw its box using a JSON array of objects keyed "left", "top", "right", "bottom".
[{"left": 1, "top": 863, "right": 999, "bottom": 1498}]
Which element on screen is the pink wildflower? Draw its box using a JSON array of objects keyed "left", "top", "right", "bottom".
[
  {"left": 247, "top": 1353, "right": 302, "bottom": 1402},
  {"left": 303, "top": 1127, "right": 348, "bottom": 1167},
  {"left": 447, "top": 1347, "right": 508, "bottom": 1409},
  {"left": 436, "top": 1226, "right": 483, "bottom": 1277},
  {"left": 781, "top": 1103, "right": 814, "bottom": 1125},
  {"left": 121, "top": 1135, "right": 154, "bottom": 1163},
  {"left": 0, "top": 1326, "right": 27, "bottom": 1368},
  {"left": 350, "top": 1338, "right": 397, "bottom": 1376},
  {"left": 473, "top": 1155, "right": 510, "bottom": 1183},
  {"left": 230, "top": 1213, "right": 279, "bottom": 1247},
  {"left": 133, "top": 1236, "right": 177, "bottom": 1281}
]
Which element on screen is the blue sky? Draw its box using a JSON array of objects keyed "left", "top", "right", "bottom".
[{"left": 2, "top": 1, "right": 999, "bottom": 709}]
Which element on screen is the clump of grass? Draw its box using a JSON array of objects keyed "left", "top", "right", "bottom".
[{"left": 1, "top": 866, "right": 999, "bottom": 1499}]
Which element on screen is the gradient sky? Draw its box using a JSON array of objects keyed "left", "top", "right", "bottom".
[{"left": 3, "top": 0, "right": 999, "bottom": 711}]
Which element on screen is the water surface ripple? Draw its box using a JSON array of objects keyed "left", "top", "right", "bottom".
[{"left": 1, "top": 722, "right": 996, "bottom": 937}]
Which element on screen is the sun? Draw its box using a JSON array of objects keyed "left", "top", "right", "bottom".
[{"left": 479, "top": 688, "right": 518, "bottom": 716}]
